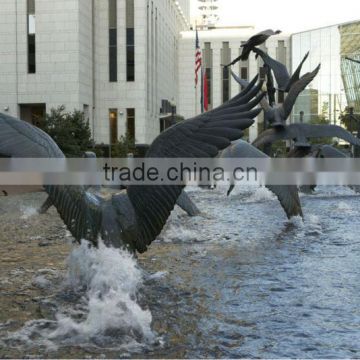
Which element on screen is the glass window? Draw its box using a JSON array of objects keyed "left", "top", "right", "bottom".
[
  {"left": 239, "top": 67, "right": 248, "bottom": 90},
  {"left": 27, "top": 0, "right": 36, "bottom": 73},
  {"left": 222, "top": 66, "right": 230, "bottom": 103},
  {"left": 126, "top": 0, "right": 135, "bottom": 82},
  {"left": 221, "top": 42, "right": 230, "bottom": 103},
  {"left": 109, "top": 0, "right": 117, "bottom": 28},
  {"left": 109, "top": 46, "right": 117, "bottom": 82},
  {"left": 109, "top": 109, "right": 118, "bottom": 144},
  {"left": 206, "top": 68, "right": 212, "bottom": 106},
  {"left": 109, "top": 0, "right": 117, "bottom": 82},
  {"left": 203, "top": 43, "right": 213, "bottom": 107},
  {"left": 127, "top": 108, "right": 135, "bottom": 140}
]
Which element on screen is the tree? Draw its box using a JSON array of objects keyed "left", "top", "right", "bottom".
[
  {"left": 339, "top": 106, "right": 359, "bottom": 133},
  {"left": 308, "top": 102, "right": 332, "bottom": 145},
  {"left": 43, "top": 106, "right": 94, "bottom": 157}
]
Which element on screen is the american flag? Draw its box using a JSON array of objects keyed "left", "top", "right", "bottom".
[{"left": 195, "top": 29, "right": 202, "bottom": 86}]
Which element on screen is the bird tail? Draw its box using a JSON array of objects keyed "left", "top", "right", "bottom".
[{"left": 176, "top": 191, "right": 201, "bottom": 216}]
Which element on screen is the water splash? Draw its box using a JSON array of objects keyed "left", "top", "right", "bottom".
[
  {"left": 20, "top": 206, "right": 38, "bottom": 220},
  {"left": 296, "top": 214, "right": 323, "bottom": 238},
  {"left": 5, "top": 240, "right": 156, "bottom": 352},
  {"left": 336, "top": 201, "right": 353, "bottom": 212},
  {"left": 158, "top": 223, "right": 199, "bottom": 243},
  {"left": 245, "top": 187, "right": 276, "bottom": 203}
]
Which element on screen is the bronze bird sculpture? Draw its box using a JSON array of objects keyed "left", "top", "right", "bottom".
[
  {"left": 252, "top": 123, "right": 360, "bottom": 149},
  {"left": 219, "top": 139, "right": 303, "bottom": 219},
  {"left": 224, "top": 29, "right": 282, "bottom": 66},
  {"left": 0, "top": 81, "right": 263, "bottom": 253},
  {"left": 253, "top": 48, "right": 310, "bottom": 92},
  {"left": 232, "top": 64, "right": 321, "bottom": 127}
]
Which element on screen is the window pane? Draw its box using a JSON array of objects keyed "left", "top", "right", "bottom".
[
  {"left": 127, "top": 44, "right": 135, "bottom": 81},
  {"left": 109, "top": 109, "right": 118, "bottom": 144},
  {"left": 127, "top": 46, "right": 134, "bottom": 62},
  {"left": 109, "top": 46, "right": 117, "bottom": 82},
  {"left": 126, "top": 28, "right": 134, "bottom": 45},
  {"left": 28, "top": 14, "right": 35, "bottom": 34},
  {"left": 206, "top": 68, "right": 212, "bottom": 105},
  {"left": 127, "top": 63, "right": 135, "bottom": 81},
  {"left": 28, "top": 34, "right": 36, "bottom": 73},
  {"left": 126, "top": 0, "right": 134, "bottom": 28},
  {"left": 109, "top": 0, "right": 117, "bottom": 28},
  {"left": 109, "top": 28, "right": 117, "bottom": 46},
  {"left": 27, "top": 0, "right": 35, "bottom": 14},
  {"left": 240, "top": 67, "right": 248, "bottom": 80},
  {"left": 127, "top": 109, "right": 135, "bottom": 140},
  {"left": 27, "top": 0, "right": 36, "bottom": 73}
]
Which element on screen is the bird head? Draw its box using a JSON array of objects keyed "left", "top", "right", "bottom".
[
  {"left": 275, "top": 30, "right": 282, "bottom": 35},
  {"left": 265, "top": 106, "right": 287, "bottom": 128}
]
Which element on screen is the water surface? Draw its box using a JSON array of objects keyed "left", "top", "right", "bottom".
[{"left": 0, "top": 187, "right": 360, "bottom": 358}]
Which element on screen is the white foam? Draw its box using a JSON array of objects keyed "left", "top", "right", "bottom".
[
  {"left": 6, "top": 240, "right": 156, "bottom": 351},
  {"left": 32, "top": 275, "right": 51, "bottom": 289}
]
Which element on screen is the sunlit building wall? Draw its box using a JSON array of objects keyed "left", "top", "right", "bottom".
[{"left": 0, "top": 0, "right": 190, "bottom": 146}]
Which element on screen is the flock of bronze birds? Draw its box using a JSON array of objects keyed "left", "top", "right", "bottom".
[{"left": 1, "top": 29, "right": 360, "bottom": 253}]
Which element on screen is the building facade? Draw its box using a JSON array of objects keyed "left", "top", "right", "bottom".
[
  {"left": 0, "top": 0, "right": 190, "bottom": 145},
  {"left": 291, "top": 20, "right": 360, "bottom": 125},
  {"left": 0, "top": 1, "right": 359, "bottom": 146}
]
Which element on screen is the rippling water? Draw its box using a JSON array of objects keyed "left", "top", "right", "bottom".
[{"left": 1, "top": 186, "right": 360, "bottom": 358}]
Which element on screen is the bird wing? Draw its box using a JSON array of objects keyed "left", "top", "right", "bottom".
[
  {"left": 318, "top": 145, "right": 348, "bottom": 158},
  {"left": 252, "top": 128, "right": 290, "bottom": 148},
  {"left": 282, "top": 64, "right": 321, "bottom": 118},
  {"left": 0, "top": 113, "right": 102, "bottom": 243},
  {"left": 285, "top": 51, "right": 309, "bottom": 92},
  {"left": 253, "top": 48, "right": 290, "bottom": 90},
  {"left": 219, "top": 140, "right": 302, "bottom": 219},
  {"left": 291, "top": 123, "right": 360, "bottom": 146},
  {"left": 345, "top": 56, "right": 360, "bottom": 65},
  {"left": 0, "top": 113, "right": 63, "bottom": 158},
  {"left": 215, "top": 78, "right": 264, "bottom": 111},
  {"left": 231, "top": 70, "right": 271, "bottom": 111},
  {"left": 242, "top": 29, "right": 273, "bottom": 46},
  {"left": 230, "top": 70, "right": 251, "bottom": 89},
  {"left": 126, "top": 88, "right": 263, "bottom": 252}
]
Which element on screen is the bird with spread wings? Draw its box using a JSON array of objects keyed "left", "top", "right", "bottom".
[{"left": 0, "top": 80, "right": 264, "bottom": 253}]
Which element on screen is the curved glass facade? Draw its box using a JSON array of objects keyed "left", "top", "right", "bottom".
[
  {"left": 339, "top": 22, "right": 360, "bottom": 114},
  {"left": 291, "top": 21, "right": 360, "bottom": 125}
]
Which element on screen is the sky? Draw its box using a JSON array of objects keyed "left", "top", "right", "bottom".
[{"left": 191, "top": 0, "right": 360, "bottom": 33}]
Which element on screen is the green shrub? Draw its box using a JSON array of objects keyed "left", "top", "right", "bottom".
[{"left": 111, "top": 133, "right": 137, "bottom": 158}]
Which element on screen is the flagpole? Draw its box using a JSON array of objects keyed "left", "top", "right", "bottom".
[
  {"left": 195, "top": 22, "right": 198, "bottom": 115},
  {"left": 201, "top": 66, "right": 204, "bottom": 113}
]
